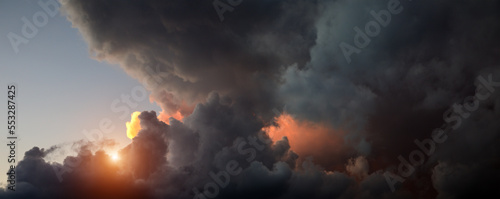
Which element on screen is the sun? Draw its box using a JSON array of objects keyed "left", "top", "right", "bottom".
[{"left": 111, "top": 153, "right": 120, "bottom": 162}]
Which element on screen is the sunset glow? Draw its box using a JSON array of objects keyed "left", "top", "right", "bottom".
[
  {"left": 157, "top": 110, "right": 184, "bottom": 124},
  {"left": 263, "top": 113, "right": 347, "bottom": 168},
  {"left": 126, "top": 111, "right": 142, "bottom": 139}
]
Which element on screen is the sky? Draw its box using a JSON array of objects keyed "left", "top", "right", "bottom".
[
  {"left": 0, "top": 0, "right": 160, "bottom": 187},
  {"left": 0, "top": 0, "right": 500, "bottom": 199}
]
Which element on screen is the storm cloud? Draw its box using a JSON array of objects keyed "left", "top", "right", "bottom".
[{"left": 2, "top": 0, "right": 500, "bottom": 198}]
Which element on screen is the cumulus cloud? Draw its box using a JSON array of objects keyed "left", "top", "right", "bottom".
[{"left": 59, "top": 0, "right": 317, "bottom": 123}]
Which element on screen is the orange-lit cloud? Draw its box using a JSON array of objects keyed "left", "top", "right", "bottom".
[
  {"left": 158, "top": 110, "right": 184, "bottom": 124},
  {"left": 263, "top": 113, "right": 350, "bottom": 169},
  {"left": 149, "top": 91, "right": 195, "bottom": 124},
  {"left": 126, "top": 111, "right": 142, "bottom": 139}
]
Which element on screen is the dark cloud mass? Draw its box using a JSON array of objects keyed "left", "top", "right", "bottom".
[{"left": 2, "top": 0, "right": 500, "bottom": 198}]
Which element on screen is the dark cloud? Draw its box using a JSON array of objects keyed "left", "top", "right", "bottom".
[
  {"left": 60, "top": 0, "right": 317, "bottom": 122},
  {"left": 0, "top": 100, "right": 396, "bottom": 199}
]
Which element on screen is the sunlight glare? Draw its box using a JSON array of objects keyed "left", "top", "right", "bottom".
[{"left": 111, "top": 153, "right": 120, "bottom": 162}]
